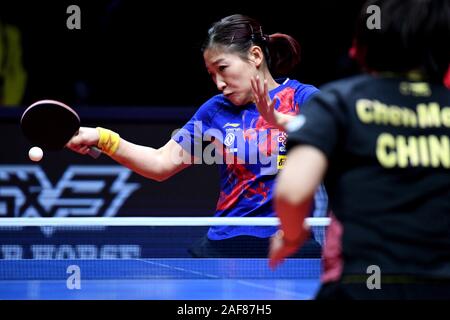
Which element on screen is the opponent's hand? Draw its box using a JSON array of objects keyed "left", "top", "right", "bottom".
[
  {"left": 66, "top": 126, "right": 100, "bottom": 155},
  {"left": 268, "top": 228, "right": 310, "bottom": 270}
]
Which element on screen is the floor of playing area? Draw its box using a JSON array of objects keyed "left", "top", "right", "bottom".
[{"left": 0, "top": 258, "right": 321, "bottom": 299}]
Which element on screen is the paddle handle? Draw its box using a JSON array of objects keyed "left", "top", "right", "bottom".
[{"left": 87, "top": 146, "right": 102, "bottom": 159}]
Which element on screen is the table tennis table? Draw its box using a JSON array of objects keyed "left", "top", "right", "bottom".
[{"left": 0, "top": 258, "right": 321, "bottom": 300}]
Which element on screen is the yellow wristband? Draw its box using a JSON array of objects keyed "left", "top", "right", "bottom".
[{"left": 96, "top": 127, "right": 120, "bottom": 156}]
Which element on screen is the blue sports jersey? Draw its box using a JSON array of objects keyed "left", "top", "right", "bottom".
[{"left": 173, "top": 78, "right": 326, "bottom": 240}]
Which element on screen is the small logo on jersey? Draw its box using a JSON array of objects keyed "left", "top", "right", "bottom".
[
  {"left": 224, "top": 132, "right": 236, "bottom": 146},
  {"left": 277, "top": 155, "right": 287, "bottom": 169},
  {"left": 278, "top": 131, "right": 288, "bottom": 153},
  {"left": 399, "top": 82, "right": 431, "bottom": 97},
  {"left": 225, "top": 148, "right": 238, "bottom": 153},
  {"left": 223, "top": 122, "right": 240, "bottom": 128},
  {"left": 286, "top": 115, "right": 306, "bottom": 133}
]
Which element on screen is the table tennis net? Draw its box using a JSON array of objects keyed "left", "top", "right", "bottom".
[{"left": 0, "top": 217, "right": 329, "bottom": 280}]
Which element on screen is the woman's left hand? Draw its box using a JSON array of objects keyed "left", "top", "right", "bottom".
[
  {"left": 251, "top": 75, "right": 294, "bottom": 130},
  {"left": 251, "top": 75, "right": 282, "bottom": 128}
]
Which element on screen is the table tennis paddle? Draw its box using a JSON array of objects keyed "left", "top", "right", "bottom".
[{"left": 20, "top": 99, "right": 101, "bottom": 159}]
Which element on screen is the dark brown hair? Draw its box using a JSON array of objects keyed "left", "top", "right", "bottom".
[
  {"left": 353, "top": 0, "right": 450, "bottom": 82},
  {"left": 202, "top": 14, "right": 301, "bottom": 76}
]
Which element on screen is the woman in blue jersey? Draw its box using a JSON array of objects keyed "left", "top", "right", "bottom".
[{"left": 67, "top": 14, "right": 327, "bottom": 257}]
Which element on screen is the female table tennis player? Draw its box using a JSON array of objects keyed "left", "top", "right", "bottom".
[{"left": 67, "top": 14, "right": 328, "bottom": 258}]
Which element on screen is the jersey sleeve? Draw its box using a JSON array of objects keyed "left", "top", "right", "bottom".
[
  {"left": 286, "top": 88, "right": 347, "bottom": 159},
  {"left": 294, "top": 84, "right": 320, "bottom": 108},
  {"left": 171, "top": 98, "right": 217, "bottom": 155}
]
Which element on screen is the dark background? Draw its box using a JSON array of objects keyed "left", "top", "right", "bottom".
[
  {"left": 0, "top": 0, "right": 367, "bottom": 108},
  {"left": 0, "top": 0, "right": 367, "bottom": 259}
]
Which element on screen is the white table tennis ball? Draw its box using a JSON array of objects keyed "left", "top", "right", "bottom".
[{"left": 29, "top": 146, "right": 43, "bottom": 162}]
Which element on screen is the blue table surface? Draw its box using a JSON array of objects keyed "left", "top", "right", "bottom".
[{"left": 0, "top": 258, "right": 322, "bottom": 300}]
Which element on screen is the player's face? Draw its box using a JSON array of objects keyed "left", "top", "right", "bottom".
[{"left": 204, "top": 48, "right": 256, "bottom": 106}]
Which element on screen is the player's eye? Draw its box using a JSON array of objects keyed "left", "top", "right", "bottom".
[{"left": 218, "top": 65, "right": 227, "bottom": 72}]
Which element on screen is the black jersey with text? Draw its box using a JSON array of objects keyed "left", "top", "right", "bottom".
[{"left": 287, "top": 74, "right": 450, "bottom": 279}]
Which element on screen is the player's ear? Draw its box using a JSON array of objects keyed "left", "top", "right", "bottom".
[{"left": 249, "top": 46, "right": 264, "bottom": 68}]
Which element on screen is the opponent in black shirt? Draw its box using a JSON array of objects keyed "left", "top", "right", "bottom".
[{"left": 269, "top": 0, "right": 450, "bottom": 299}]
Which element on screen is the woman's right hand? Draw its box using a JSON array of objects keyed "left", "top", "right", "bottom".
[{"left": 66, "top": 127, "right": 100, "bottom": 155}]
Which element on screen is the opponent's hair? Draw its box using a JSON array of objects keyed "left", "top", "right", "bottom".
[
  {"left": 202, "top": 14, "right": 301, "bottom": 76},
  {"left": 352, "top": 0, "right": 450, "bottom": 82}
]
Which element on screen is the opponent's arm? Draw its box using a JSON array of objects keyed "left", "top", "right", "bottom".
[{"left": 269, "top": 145, "right": 328, "bottom": 268}]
